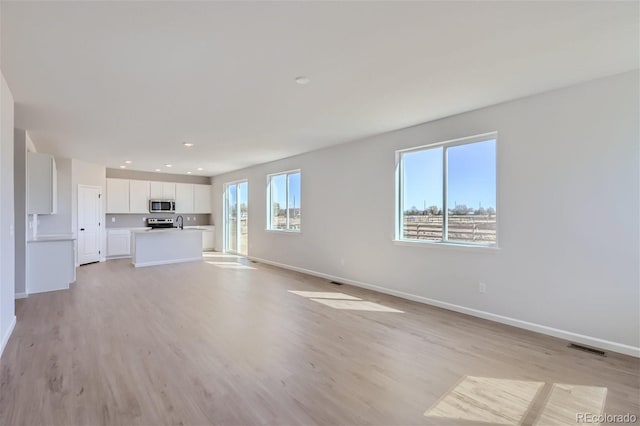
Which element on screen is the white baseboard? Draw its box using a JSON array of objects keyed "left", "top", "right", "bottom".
[
  {"left": 29, "top": 285, "right": 70, "bottom": 295},
  {"left": 134, "top": 257, "right": 202, "bottom": 268},
  {"left": 15, "top": 292, "right": 27, "bottom": 299},
  {"left": 248, "top": 256, "right": 640, "bottom": 358},
  {"left": 0, "top": 315, "right": 16, "bottom": 358}
]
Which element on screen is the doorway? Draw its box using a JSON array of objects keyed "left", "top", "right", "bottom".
[
  {"left": 224, "top": 181, "right": 248, "bottom": 255},
  {"left": 77, "top": 185, "right": 102, "bottom": 265}
]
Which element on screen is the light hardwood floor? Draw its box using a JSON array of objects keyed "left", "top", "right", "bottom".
[{"left": 1, "top": 254, "right": 638, "bottom": 425}]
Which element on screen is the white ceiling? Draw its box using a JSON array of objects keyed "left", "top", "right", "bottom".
[{"left": 1, "top": 1, "right": 638, "bottom": 177}]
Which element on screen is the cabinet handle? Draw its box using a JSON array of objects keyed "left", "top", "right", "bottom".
[{"left": 80, "top": 228, "right": 85, "bottom": 231}]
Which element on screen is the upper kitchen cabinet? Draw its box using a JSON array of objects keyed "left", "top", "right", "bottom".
[
  {"left": 175, "top": 183, "right": 194, "bottom": 214},
  {"left": 149, "top": 182, "right": 176, "bottom": 200},
  {"left": 27, "top": 152, "right": 57, "bottom": 214},
  {"left": 106, "top": 178, "right": 130, "bottom": 213},
  {"left": 193, "top": 184, "right": 212, "bottom": 214},
  {"left": 129, "top": 180, "right": 150, "bottom": 213}
]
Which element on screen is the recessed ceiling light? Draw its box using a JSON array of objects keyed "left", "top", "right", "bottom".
[
  {"left": 187, "top": 171, "right": 192, "bottom": 175},
  {"left": 295, "top": 76, "right": 310, "bottom": 85},
  {"left": 124, "top": 160, "right": 132, "bottom": 164},
  {"left": 183, "top": 142, "right": 194, "bottom": 147},
  {"left": 155, "top": 169, "right": 161, "bottom": 172},
  {"left": 165, "top": 164, "right": 172, "bottom": 168},
  {"left": 119, "top": 165, "right": 126, "bottom": 169},
  {"left": 197, "top": 167, "right": 203, "bottom": 171}
]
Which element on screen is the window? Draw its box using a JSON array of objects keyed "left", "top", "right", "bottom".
[
  {"left": 397, "top": 133, "right": 497, "bottom": 246},
  {"left": 267, "top": 170, "right": 301, "bottom": 231}
]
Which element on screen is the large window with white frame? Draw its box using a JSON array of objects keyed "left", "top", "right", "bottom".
[
  {"left": 267, "top": 170, "right": 301, "bottom": 231},
  {"left": 396, "top": 133, "right": 497, "bottom": 246}
]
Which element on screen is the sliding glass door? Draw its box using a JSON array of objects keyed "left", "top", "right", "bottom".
[{"left": 224, "top": 181, "right": 248, "bottom": 255}]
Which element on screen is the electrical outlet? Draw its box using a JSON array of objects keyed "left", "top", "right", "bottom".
[
  {"left": 111, "top": 217, "right": 115, "bottom": 222},
  {"left": 142, "top": 217, "right": 146, "bottom": 222},
  {"left": 479, "top": 282, "right": 487, "bottom": 294}
]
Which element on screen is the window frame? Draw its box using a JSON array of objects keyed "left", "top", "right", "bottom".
[
  {"left": 266, "top": 169, "right": 302, "bottom": 233},
  {"left": 395, "top": 132, "right": 498, "bottom": 248}
]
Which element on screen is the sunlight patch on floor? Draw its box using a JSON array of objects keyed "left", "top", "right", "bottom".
[
  {"left": 206, "top": 261, "right": 255, "bottom": 270},
  {"left": 288, "top": 289, "right": 403, "bottom": 312},
  {"left": 203, "top": 253, "right": 242, "bottom": 259},
  {"left": 310, "top": 298, "right": 404, "bottom": 312},
  {"left": 288, "top": 290, "right": 362, "bottom": 300},
  {"left": 533, "top": 384, "right": 607, "bottom": 426},
  {"left": 424, "top": 376, "right": 544, "bottom": 425}
]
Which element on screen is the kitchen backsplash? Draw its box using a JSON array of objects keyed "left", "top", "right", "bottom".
[{"left": 106, "top": 213, "right": 212, "bottom": 228}]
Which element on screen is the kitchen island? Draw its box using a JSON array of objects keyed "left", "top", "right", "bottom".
[{"left": 131, "top": 228, "right": 203, "bottom": 267}]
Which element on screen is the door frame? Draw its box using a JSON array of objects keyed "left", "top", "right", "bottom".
[
  {"left": 223, "top": 179, "right": 248, "bottom": 255},
  {"left": 77, "top": 184, "right": 103, "bottom": 266}
]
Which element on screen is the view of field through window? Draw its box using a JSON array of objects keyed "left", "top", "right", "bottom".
[
  {"left": 269, "top": 171, "right": 301, "bottom": 231},
  {"left": 225, "top": 181, "right": 248, "bottom": 254},
  {"left": 401, "top": 138, "right": 496, "bottom": 245}
]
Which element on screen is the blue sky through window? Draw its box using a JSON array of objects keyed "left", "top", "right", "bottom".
[
  {"left": 402, "top": 139, "right": 495, "bottom": 211},
  {"left": 288, "top": 173, "right": 300, "bottom": 209},
  {"left": 270, "top": 172, "right": 300, "bottom": 209},
  {"left": 271, "top": 174, "right": 287, "bottom": 208}
]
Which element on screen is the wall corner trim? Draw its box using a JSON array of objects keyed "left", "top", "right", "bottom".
[
  {"left": 247, "top": 255, "right": 640, "bottom": 358},
  {"left": 14, "top": 292, "right": 27, "bottom": 299},
  {"left": 0, "top": 316, "right": 17, "bottom": 358}
]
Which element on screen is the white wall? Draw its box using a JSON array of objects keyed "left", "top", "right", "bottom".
[
  {"left": 212, "top": 71, "right": 639, "bottom": 355},
  {"left": 13, "top": 129, "right": 27, "bottom": 297},
  {"left": 71, "top": 159, "right": 106, "bottom": 264},
  {"left": 1, "top": 72, "right": 16, "bottom": 357}
]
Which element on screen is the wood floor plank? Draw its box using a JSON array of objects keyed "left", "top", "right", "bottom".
[{"left": 0, "top": 257, "right": 638, "bottom": 425}]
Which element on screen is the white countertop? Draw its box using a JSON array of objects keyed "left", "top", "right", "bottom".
[
  {"left": 131, "top": 228, "right": 205, "bottom": 235},
  {"left": 108, "top": 225, "right": 214, "bottom": 232},
  {"left": 28, "top": 234, "right": 76, "bottom": 242}
]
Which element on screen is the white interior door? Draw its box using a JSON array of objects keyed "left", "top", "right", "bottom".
[{"left": 78, "top": 185, "right": 102, "bottom": 265}]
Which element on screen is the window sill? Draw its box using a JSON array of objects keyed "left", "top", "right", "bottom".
[
  {"left": 265, "top": 229, "right": 302, "bottom": 234},
  {"left": 392, "top": 239, "right": 500, "bottom": 253}
]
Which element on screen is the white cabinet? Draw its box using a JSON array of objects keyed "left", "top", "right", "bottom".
[
  {"left": 149, "top": 182, "right": 175, "bottom": 200},
  {"left": 27, "top": 238, "right": 75, "bottom": 294},
  {"left": 175, "top": 183, "right": 194, "bottom": 213},
  {"left": 107, "top": 229, "right": 131, "bottom": 257},
  {"left": 185, "top": 225, "right": 215, "bottom": 250},
  {"left": 129, "top": 180, "right": 150, "bottom": 213},
  {"left": 27, "top": 152, "right": 57, "bottom": 214},
  {"left": 107, "top": 179, "right": 204, "bottom": 213},
  {"left": 194, "top": 184, "right": 212, "bottom": 213},
  {"left": 176, "top": 183, "right": 211, "bottom": 213},
  {"left": 202, "top": 227, "right": 215, "bottom": 250},
  {"left": 106, "top": 178, "right": 130, "bottom": 213}
]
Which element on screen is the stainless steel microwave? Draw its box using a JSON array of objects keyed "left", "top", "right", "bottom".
[{"left": 149, "top": 200, "right": 175, "bottom": 213}]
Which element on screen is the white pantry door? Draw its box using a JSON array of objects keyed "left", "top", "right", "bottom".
[{"left": 78, "top": 185, "right": 102, "bottom": 265}]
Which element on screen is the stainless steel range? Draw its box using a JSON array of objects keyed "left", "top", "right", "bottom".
[{"left": 147, "top": 218, "right": 174, "bottom": 229}]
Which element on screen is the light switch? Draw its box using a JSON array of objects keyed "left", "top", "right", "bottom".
[{"left": 111, "top": 217, "right": 115, "bottom": 223}]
